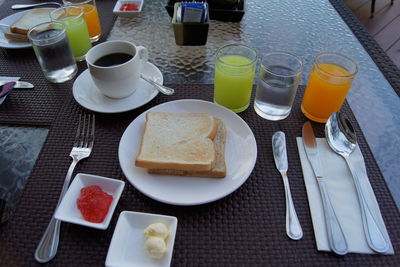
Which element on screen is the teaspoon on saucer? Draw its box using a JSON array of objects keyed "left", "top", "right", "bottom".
[
  {"left": 140, "top": 75, "right": 174, "bottom": 95},
  {"left": 325, "top": 111, "right": 389, "bottom": 254}
]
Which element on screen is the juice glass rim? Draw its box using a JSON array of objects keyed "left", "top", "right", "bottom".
[
  {"left": 261, "top": 51, "right": 303, "bottom": 78},
  {"left": 216, "top": 43, "right": 258, "bottom": 67},
  {"left": 63, "top": 0, "right": 94, "bottom": 5},
  {"left": 27, "top": 21, "right": 66, "bottom": 42},
  {"left": 50, "top": 6, "right": 85, "bottom": 22},
  {"left": 314, "top": 52, "right": 358, "bottom": 78}
]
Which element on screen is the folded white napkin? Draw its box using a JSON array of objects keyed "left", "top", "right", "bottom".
[
  {"left": 296, "top": 137, "right": 394, "bottom": 254},
  {"left": 0, "top": 76, "right": 20, "bottom": 104}
]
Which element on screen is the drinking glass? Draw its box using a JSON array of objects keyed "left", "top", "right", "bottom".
[
  {"left": 254, "top": 52, "right": 303, "bottom": 120},
  {"left": 28, "top": 22, "right": 77, "bottom": 83},
  {"left": 301, "top": 52, "right": 358, "bottom": 122},
  {"left": 63, "top": 0, "right": 102, "bottom": 42},
  {"left": 214, "top": 44, "right": 257, "bottom": 113},
  {"left": 50, "top": 6, "right": 92, "bottom": 61}
]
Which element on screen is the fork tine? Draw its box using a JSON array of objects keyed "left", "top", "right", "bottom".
[
  {"left": 74, "top": 113, "right": 82, "bottom": 147},
  {"left": 84, "top": 113, "right": 91, "bottom": 148},
  {"left": 80, "top": 113, "right": 87, "bottom": 148},
  {"left": 89, "top": 114, "right": 95, "bottom": 148}
]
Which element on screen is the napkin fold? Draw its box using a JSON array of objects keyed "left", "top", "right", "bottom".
[
  {"left": 296, "top": 137, "right": 394, "bottom": 254},
  {"left": 0, "top": 76, "right": 20, "bottom": 104}
]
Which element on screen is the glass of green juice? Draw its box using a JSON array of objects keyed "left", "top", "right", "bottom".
[
  {"left": 51, "top": 6, "right": 92, "bottom": 62},
  {"left": 214, "top": 44, "right": 258, "bottom": 113}
]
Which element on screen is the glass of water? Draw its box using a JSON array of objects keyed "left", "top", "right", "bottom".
[
  {"left": 28, "top": 22, "right": 78, "bottom": 83},
  {"left": 254, "top": 52, "right": 303, "bottom": 120}
]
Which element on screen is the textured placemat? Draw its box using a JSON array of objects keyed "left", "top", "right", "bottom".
[
  {"left": 0, "top": 84, "right": 398, "bottom": 266},
  {"left": 0, "top": 0, "right": 117, "bottom": 125},
  {"left": 329, "top": 0, "right": 400, "bottom": 97}
]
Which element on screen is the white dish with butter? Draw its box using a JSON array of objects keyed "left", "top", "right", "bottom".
[
  {"left": 105, "top": 211, "right": 177, "bottom": 267},
  {"left": 118, "top": 99, "right": 258, "bottom": 206}
]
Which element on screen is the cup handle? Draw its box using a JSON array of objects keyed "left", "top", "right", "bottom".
[{"left": 136, "top": 46, "right": 149, "bottom": 65}]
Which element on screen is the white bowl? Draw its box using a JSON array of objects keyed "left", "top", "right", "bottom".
[
  {"left": 113, "top": 0, "right": 143, "bottom": 17},
  {"left": 106, "top": 211, "right": 178, "bottom": 267},
  {"left": 54, "top": 173, "right": 125, "bottom": 230}
]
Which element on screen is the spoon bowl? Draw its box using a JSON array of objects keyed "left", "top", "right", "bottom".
[
  {"left": 325, "top": 111, "right": 389, "bottom": 254},
  {"left": 325, "top": 112, "right": 356, "bottom": 157}
]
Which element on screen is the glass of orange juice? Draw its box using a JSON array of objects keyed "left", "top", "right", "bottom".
[
  {"left": 63, "top": 0, "right": 102, "bottom": 42},
  {"left": 214, "top": 44, "right": 257, "bottom": 113},
  {"left": 301, "top": 53, "right": 357, "bottom": 122}
]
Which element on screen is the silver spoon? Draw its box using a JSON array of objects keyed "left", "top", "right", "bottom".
[
  {"left": 325, "top": 111, "right": 389, "bottom": 254},
  {"left": 12, "top": 2, "right": 62, "bottom": 10},
  {"left": 140, "top": 75, "right": 174, "bottom": 95}
]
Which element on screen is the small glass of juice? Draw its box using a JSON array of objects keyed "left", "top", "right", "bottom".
[
  {"left": 51, "top": 6, "right": 92, "bottom": 62},
  {"left": 214, "top": 44, "right": 258, "bottom": 113},
  {"left": 301, "top": 52, "right": 357, "bottom": 122},
  {"left": 63, "top": 0, "right": 102, "bottom": 42}
]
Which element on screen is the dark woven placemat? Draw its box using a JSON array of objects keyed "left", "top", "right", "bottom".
[
  {"left": 329, "top": 0, "right": 400, "bottom": 97},
  {"left": 0, "top": 0, "right": 117, "bottom": 125},
  {"left": 0, "top": 84, "right": 398, "bottom": 266}
]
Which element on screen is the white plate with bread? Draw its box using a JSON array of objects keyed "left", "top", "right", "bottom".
[
  {"left": 118, "top": 99, "right": 257, "bottom": 205},
  {"left": 0, "top": 8, "right": 55, "bottom": 49}
]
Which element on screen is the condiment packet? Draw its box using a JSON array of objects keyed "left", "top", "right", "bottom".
[{"left": 177, "top": 2, "right": 208, "bottom": 23}]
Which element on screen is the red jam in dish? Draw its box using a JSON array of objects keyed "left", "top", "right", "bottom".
[
  {"left": 120, "top": 3, "right": 139, "bottom": 11},
  {"left": 77, "top": 185, "right": 113, "bottom": 223}
]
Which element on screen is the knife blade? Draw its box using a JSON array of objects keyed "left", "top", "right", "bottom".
[
  {"left": 272, "top": 131, "right": 302, "bottom": 240},
  {"left": 0, "top": 81, "right": 34, "bottom": 89},
  {"left": 302, "top": 121, "right": 349, "bottom": 255}
]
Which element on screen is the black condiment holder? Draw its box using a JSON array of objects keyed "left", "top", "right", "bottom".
[
  {"left": 172, "top": 3, "right": 209, "bottom": 46},
  {"left": 166, "top": 0, "right": 245, "bottom": 22}
]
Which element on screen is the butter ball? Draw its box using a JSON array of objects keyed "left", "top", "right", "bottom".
[
  {"left": 144, "top": 236, "right": 167, "bottom": 259},
  {"left": 144, "top": 222, "right": 169, "bottom": 240}
]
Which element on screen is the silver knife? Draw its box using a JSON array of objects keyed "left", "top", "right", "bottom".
[
  {"left": 272, "top": 131, "right": 303, "bottom": 240},
  {"left": 302, "top": 121, "right": 349, "bottom": 255},
  {"left": 0, "top": 81, "right": 34, "bottom": 89}
]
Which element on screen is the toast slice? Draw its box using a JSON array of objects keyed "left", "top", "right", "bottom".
[
  {"left": 3, "top": 28, "right": 29, "bottom": 42},
  {"left": 135, "top": 112, "right": 218, "bottom": 171},
  {"left": 10, "top": 8, "right": 54, "bottom": 35},
  {"left": 148, "top": 118, "right": 227, "bottom": 178}
]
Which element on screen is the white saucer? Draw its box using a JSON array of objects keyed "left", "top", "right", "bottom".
[{"left": 72, "top": 62, "right": 162, "bottom": 113}]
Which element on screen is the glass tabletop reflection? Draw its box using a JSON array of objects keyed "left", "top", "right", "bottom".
[{"left": 108, "top": 0, "right": 400, "bottom": 207}]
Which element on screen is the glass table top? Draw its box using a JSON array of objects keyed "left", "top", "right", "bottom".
[
  {"left": 108, "top": 0, "right": 400, "bottom": 207},
  {"left": 0, "top": 126, "right": 48, "bottom": 222}
]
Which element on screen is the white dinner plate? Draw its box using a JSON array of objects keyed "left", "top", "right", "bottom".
[
  {"left": 0, "top": 10, "right": 31, "bottom": 49},
  {"left": 118, "top": 99, "right": 258, "bottom": 206},
  {"left": 72, "top": 62, "right": 162, "bottom": 113}
]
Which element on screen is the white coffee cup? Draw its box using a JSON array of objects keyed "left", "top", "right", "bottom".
[{"left": 86, "top": 40, "right": 148, "bottom": 99}]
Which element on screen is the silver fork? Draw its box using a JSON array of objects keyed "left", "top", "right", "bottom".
[{"left": 35, "top": 112, "right": 95, "bottom": 263}]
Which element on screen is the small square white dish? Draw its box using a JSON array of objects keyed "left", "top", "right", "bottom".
[
  {"left": 54, "top": 173, "right": 125, "bottom": 230},
  {"left": 113, "top": 0, "right": 144, "bottom": 17},
  {"left": 105, "top": 211, "right": 178, "bottom": 267}
]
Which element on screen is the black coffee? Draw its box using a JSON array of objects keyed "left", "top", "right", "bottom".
[{"left": 93, "top": 53, "right": 133, "bottom": 67}]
